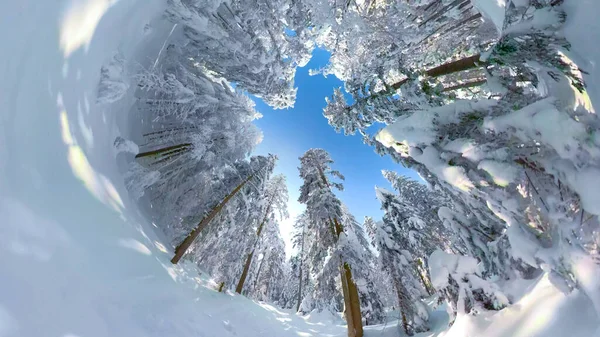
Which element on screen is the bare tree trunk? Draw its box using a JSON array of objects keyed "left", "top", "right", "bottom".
[
  {"left": 344, "top": 263, "right": 364, "bottom": 337},
  {"left": 340, "top": 263, "right": 356, "bottom": 336},
  {"left": 236, "top": 203, "right": 272, "bottom": 294},
  {"left": 135, "top": 143, "right": 192, "bottom": 159},
  {"left": 236, "top": 251, "right": 254, "bottom": 294},
  {"left": 333, "top": 217, "right": 363, "bottom": 337},
  {"left": 416, "top": 266, "right": 433, "bottom": 296},
  {"left": 170, "top": 171, "right": 256, "bottom": 264},
  {"left": 391, "top": 263, "right": 411, "bottom": 336},
  {"left": 253, "top": 253, "right": 266, "bottom": 291},
  {"left": 425, "top": 53, "right": 483, "bottom": 78},
  {"left": 296, "top": 223, "right": 306, "bottom": 312},
  {"left": 391, "top": 53, "right": 484, "bottom": 90}
]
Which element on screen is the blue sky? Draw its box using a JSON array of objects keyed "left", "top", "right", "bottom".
[{"left": 253, "top": 49, "right": 420, "bottom": 256}]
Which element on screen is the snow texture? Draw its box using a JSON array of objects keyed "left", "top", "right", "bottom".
[{"left": 428, "top": 250, "right": 479, "bottom": 290}]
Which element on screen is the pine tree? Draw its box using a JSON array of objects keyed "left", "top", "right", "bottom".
[{"left": 297, "top": 148, "right": 364, "bottom": 337}]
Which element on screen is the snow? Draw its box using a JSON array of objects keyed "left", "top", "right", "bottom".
[
  {"left": 563, "top": 0, "right": 600, "bottom": 112},
  {"left": 428, "top": 250, "right": 479, "bottom": 290},
  {"left": 416, "top": 147, "right": 475, "bottom": 192},
  {"left": 472, "top": 0, "right": 506, "bottom": 34},
  {"left": 503, "top": 7, "right": 562, "bottom": 36},
  {"left": 0, "top": 1, "right": 348, "bottom": 336},
  {"left": 484, "top": 98, "right": 599, "bottom": 163},
  {"left": 96, "top": 51, "right": 129, "bottom": 104},
  {"left": 444, "top": 273, "right": 599, "bottom": 337},
  {"left": 376, "top": 100, "right": 497, "bottom": 151},
  {"left": 364, "top": 271, "right": 599, "bottom": 337},
  {"left": 477, "top": 160, "right": 518, "bottom": 187}
]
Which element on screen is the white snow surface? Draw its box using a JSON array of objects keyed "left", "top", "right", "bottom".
[
  {"left": 1, "top": 1, "right": 600, "bottom": 337},
  {"left": 428, "top": 250, "right": 479, "bottom": 290},
  {"left": 472, "top": 0, "right": 506, "bottom": 33},
  {"left": 562, "top": 0, "right": 600, "bottom": 112}
]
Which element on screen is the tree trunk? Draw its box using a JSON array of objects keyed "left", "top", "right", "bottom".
[
  {"left": 296, "top": 223, "right": 306, "bottom": 312},
  {"left": 170, "top": 171, "right": 256, "bottom": 264},
  {"left": 333, "top": 217, "right": 363, "bottom": 337},
  {"left": 391, "top": 53, "right": 484, "bottom": 90},
  {"left": 236, "top": 204, "right": 272, "bottom": 294},
  {"left": 425, "top": 53, "right": 483, "bottom": 78},
  {"left": 392, "top": 264, "right": 411, "bottom": 336},
  {"left": 135, "top": 143, "right": 192, "bottom": 159},
  {"left": 313, "top": 155, "right": 363, "bottom": 336},
  {"left": 236, "top": 251, "right": 254, "bottom": 294},
  {"left": 340, "top": 264, "right": 356, "bottom": 336},
  {"left": 253, "top": 253, "right": 266, "bottom": 291},
  {"left": 344, "top": 263, "right": 364, "bottom": 337},
  {"left": 416, "top": 266, "right": 433, "bottom": 296},
  {"left": 418, "top": 0, "right": 470, "bottom": 28}
]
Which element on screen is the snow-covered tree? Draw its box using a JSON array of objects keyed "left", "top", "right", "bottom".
[
  {"left": 374, "top": 187, "right": 431, "bottom": 335},
  {"left": 236, "top": 174, "right": 289, "bottom": 294},
  {"left": 297, "top": 148, "right": 364, "bottom": 336},
  {"left": 165, "top": 0, "right": 314, "bottom": 108}
]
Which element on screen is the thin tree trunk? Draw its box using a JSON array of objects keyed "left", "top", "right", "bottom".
[
  {"left": 391, "top": 53, "right": 484, "bottom": 90},
  {"left": 253, "top": 253, "right": 266, "bottom": 291},
  {"left": 418, "top": 0, "right": 469, "bottom": 27},
  {"left": 171, "top": 171, "right": 256, "bottom": 264},
  {"left": 416, "top": 266, "right": 433, "bottom": 295},
  {"left": 391, "top": 263, "right": 411, "bottom": 336},
  {"left": 425, "top": 53, "right": 483, "bottom": 78},
  {"left": 296, "top": 222, "right": 306, "bottom": 312},
  {"left": 135, "top": 143, "right": 192, "bottom": 159},
  {"left": 236, "top": 251, "right": 254, "bottom": 294},
  {"left": 236, "top": 203, "right": 272, "bottom": 294}
]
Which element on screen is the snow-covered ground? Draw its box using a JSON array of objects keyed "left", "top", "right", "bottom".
[{"left": 1, "top": 1, "right": 599, "bottom": 337}]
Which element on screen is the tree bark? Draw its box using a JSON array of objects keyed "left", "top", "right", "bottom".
[
  {"left": 391, "top": 53, "right": 484, "bottom": 90},
  {"left": 344, "top": 263, "right": 364, "bottom": 337},
  {"left": 296, "top": 222, "right": 306, "bottom": 312},
  {"left": 391, "top": 264, "right": 411, "bottom": 336},
  {"left": 253, "top": 253, "right": 266, "bottom": 291},
  {"left": 236, "top": 251, "right": 254, "bottom": 294},
  {"left": 333, "top": 217, "right": 363, "bottom": 337},
  {"left": 424, "top": 53, "right": 483, "bottom": 78},
  {"left": 340, "top": 263, "right": 356, "bottom": 336},
  {"left": 135, "top": 143, "right": 192, "bottom": 159},
  {"left": 170, "top": 171, "right": 256, "bottom": 264},
  {"left": 236, "top": 203, "right": 272, "bottom": 294}
]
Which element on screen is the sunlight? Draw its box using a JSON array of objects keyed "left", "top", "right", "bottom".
[
  {"left": 154, "top": 241, "right": 168, "bottom": 253},
  {"left": 58, "top": 96, "right": 124, "bottom": 213},
  {"left": 59, "top": 0, "right": 116, "bottom": 57},
  {"left": 557, "top": 51, "right": 596, "bottom": 114},
  {"left": 118, "top": 238, "right": 152, "bottom": 255}
]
